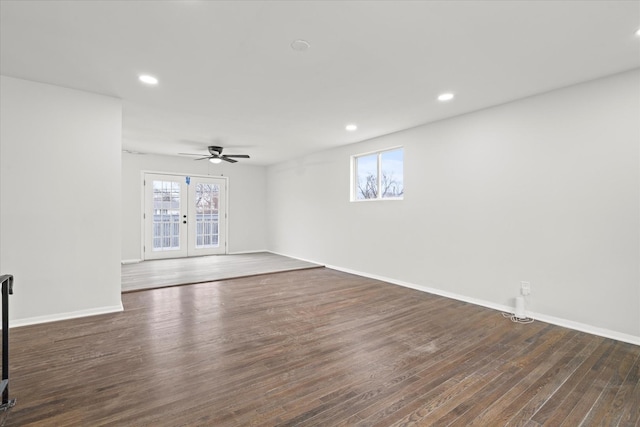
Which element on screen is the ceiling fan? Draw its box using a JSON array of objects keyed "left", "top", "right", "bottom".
[{"left": 180, "top": 146, "right": 250, "bottom": 164}]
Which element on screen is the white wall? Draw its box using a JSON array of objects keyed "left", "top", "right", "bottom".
[
  {"left": 267, "top": 69, "right": 640, "bottom": 342},
  {"left": 0, "top": 76, "right": 123, "bottom": 324},
  {"left": 122, "top": 153, "right": 267, "bottom": 260}
]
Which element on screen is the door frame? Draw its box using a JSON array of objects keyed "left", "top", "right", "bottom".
[{"left": 140, "top": 171, "right": 229, "bottom": 260}]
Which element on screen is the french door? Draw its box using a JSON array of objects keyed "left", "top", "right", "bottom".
[{"left": 144, "top": 173, "right": 227, "bottom": 260}]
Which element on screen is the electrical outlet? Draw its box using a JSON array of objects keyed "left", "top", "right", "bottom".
[{"left": 521, "top": 281, "right": 531, "bottom": 296}]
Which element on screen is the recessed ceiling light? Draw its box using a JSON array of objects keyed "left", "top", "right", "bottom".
[
  {"left": 291, "top": 39, "right": 310, "bottom": 52},
  {"left": 139, "top": 74, "right": 158, "bottom": 85},
  {"left": 438, "top": 93, "right": 455, "bottom": 101},
  {"left": 345, "top": 124, "right": 358, "bottom": 131}
]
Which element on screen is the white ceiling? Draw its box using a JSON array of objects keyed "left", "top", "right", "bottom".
[{"left": 1, "top": 1, "right": 639, "bottom": 165}]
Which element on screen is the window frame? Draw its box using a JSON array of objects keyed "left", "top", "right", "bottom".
[{"left": 351, "top": 146, "right": 404, "bottom": 202}]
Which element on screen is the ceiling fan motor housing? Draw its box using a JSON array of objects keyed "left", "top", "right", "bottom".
[{"left": 208, "top": 146, "right": 223, "bottom": 156}]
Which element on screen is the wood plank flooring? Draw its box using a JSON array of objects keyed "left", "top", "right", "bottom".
[
  {"left": 121, "top": 252, "right": 321, "bottom": 292},
  {"left": 3, "top": 268, "right": 639, "bottom": 426}
]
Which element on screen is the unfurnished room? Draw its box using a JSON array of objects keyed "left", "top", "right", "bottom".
[{"left": 0, "top": 1, "right": 639, "bottom": 426}]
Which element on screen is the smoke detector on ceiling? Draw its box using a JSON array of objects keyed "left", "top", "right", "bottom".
[{"left": 291, "top": 39, "right": 310, "bottom": 52}]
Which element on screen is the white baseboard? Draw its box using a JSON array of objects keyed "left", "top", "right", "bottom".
[
  {"left": 530, "top": 312, "right": 640, "bottom": 347},
  {"left": 10, "top": 302, "right": 124, "bottom": 328},
  {"left": 326, "top": 263, "right": 514, "bottom": 314},
  {"left": 121, "top": 259, "right": 142, "bottom": 265},
  {"left": 267, "top": 250, "right": 323, "bottom": 266},
  {"left": 269, "top": 254, "right": 640, "bottom": 347}
]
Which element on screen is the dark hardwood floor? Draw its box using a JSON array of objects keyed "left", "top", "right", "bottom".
[{"left": 3, "top": 268, "right": 639, "bottom": 426}]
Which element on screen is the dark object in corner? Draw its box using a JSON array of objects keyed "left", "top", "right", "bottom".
[{"left": 0, "top": 274, "right": 16, "bottom": 414}]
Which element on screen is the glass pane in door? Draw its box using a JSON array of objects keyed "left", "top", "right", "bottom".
[
  {"left": 152, "top": 180, "right": 182, "bottom": 251},
  {"left": 194, "top": 183, "right": 219, "bottom": 248}
]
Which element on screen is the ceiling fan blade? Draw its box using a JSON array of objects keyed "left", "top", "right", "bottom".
[
  {"left": 223, "top": 154, "right": 250, "bottom": 158},
  {"left": 221, "top": 157, "right": 238, "bottom": 163},
  {"left": 194, "top": 156, "right": 212, "bottom": 161},
  {"left": 178, "top": 152, "right": 206, "bottom": 156}
]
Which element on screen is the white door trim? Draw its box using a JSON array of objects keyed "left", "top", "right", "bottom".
[{"left": 141, "top": 171, "right": 229, "bottom": 260}]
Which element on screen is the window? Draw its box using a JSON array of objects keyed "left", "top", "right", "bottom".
[{"left": 352, "top": 147, "right": 404, "bottom": 201}]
